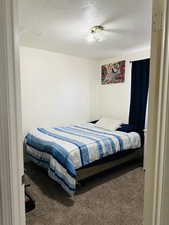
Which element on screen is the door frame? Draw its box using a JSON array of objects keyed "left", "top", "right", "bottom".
[
  {"left": 0, "top": 0, "right": 169, "bottom": 225},
  {"left": 0, "top": 0, "right": 25, "bottom": 225},
  {"left": 144, "top": 0, "right": 169, "bottom": 225}
]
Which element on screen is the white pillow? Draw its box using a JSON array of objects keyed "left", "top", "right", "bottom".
[{"left": 95, "top": 117, "right": 122, "bottom": 131}]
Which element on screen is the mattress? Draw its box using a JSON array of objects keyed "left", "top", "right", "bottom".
[{"left": 25, "top": 123, "right": 141, "bottom": 196}]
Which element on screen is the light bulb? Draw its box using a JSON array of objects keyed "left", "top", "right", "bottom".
[
  {"left": 92, "top": 29, "right": 104, "bottom": 42},
  {"left": 87, "top": 33, "right": 95, "bottom": 43}
]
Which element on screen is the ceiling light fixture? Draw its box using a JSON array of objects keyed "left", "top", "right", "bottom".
[{"left": 87, "top": 25, "right": 105, "bottom": 43}]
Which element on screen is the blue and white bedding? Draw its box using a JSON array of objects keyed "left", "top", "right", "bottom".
[{"left": 25, "top": 123, "right": 141, "bottom": 196}]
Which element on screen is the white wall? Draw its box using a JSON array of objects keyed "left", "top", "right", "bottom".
[
  {"left": 20, "top": 47, "right": 150, "bottom": 134},
  {"left": 95, "top": 49, "right": 150, "bottom": 123},
  {"left": 20, "top": 47, "right": 98, "bottom": 134}
]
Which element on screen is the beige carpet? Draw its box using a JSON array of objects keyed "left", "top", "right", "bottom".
[{"left": 25, "top": 162, "right": 144, "bottom": 225}]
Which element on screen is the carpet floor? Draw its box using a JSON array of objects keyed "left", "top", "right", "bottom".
[{"left": 25, "top": 162, "right": 144, "bottom": 225}]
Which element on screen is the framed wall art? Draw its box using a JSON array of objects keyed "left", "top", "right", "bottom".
[{"left": 101, "top": 60, "right": 125, "bottom": 85}]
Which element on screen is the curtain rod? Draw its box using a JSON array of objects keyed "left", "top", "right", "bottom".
[{"left": 129, "top": 58, "right": 150, "bottom": 63}]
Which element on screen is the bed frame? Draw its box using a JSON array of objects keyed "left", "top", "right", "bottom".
[
  {"left": 77, "top": 148, "right": 143, "bottom": 182},
  {"left": 76, "top": 120, "right": 143, "bottom": 182}
]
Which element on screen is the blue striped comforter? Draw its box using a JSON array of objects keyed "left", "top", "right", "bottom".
[{"left": 25, "top": 123, "right": 141, "bottom": 196}]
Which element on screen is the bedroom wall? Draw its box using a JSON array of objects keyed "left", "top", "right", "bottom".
[
  {"left": 95, "top": 49, "right": 150, "bottom": 123},
  {"left": 20, "top": 47, "right": 98, "bottom": 134}
]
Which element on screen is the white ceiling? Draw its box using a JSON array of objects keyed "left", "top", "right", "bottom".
[{"left": 19, "top": 0, "right": 152, "bottom": 59}]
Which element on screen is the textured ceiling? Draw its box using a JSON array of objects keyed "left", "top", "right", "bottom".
[{"left": 19, "top": 0, "right": 152, "bottom": 59}]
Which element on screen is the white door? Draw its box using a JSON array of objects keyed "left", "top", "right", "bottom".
[{"left": 0, "top": 0, "right": 25, "bottom": 225}]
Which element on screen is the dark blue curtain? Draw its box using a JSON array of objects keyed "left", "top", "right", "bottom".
[{"left": 129, "top": 59, "right": 150, "bottom": 130}]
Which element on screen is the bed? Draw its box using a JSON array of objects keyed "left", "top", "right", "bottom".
[{"left": 25, "top": 122, "right": 142, "bottom": 196}]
